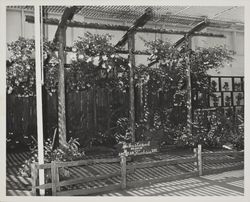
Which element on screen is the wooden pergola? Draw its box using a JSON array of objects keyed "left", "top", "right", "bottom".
[
  {"left": 31, "top": 6, "right": 234, "bottom": 192},
  {"left": 31, "top": 6, "right": 227, "bottom": 145}
]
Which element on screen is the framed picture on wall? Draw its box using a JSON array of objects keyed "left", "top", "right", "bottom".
[
  {"left": 233, "top": 77, "right": 243, "bottom": 91},
  {"left": 221, "top": 77, "right": 232, "bottom": 91},
  {"left": 210, "top": 77, "right": 219, "bottom": 92},
  {"left": 233, "top": 92, "right": 244, "bottom": 106},
  {"left": 223, "top": 92, "right": 232, "bottom": 106},
  {"left": 209, "top": 92, "right": 221, "bottom": 107}
]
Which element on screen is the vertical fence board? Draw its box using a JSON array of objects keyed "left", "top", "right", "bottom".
[
  {"left": 120, "top": 154, "right": 127, "bottom": 189},
  {"left": 197, "top": 144, "right": 203, "bottom": 176},
  {"left": 51, "top": 161, "right": 59, "bottom": 196},
  {"left": 193, "top": 148, "right": 198, "bottom": 171},
  {"left": 7, "top": 87, "right": 128, "bottom": 146},
  {"left": 31, "top": 163, "right": 38, "bottom": 196}
]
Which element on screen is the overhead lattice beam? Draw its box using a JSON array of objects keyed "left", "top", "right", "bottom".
[
  {"left": 173, "top": 18, "right": 209, "bottom": 48},
  {"left": 26, "top": 15, "right": 225, "bottom": 38},
  {"left": 53, "top": 6, "right": 79, "bottom": 43},
  {"left": 115, "top": 7, "right": 153, "bottom": 47},
  {"left": 148, "top": 18, "right": 210, "bottom": 67}
]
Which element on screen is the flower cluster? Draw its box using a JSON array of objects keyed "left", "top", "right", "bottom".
[{"left": 7, "top": 37, "right": 35, "bottom": 96}]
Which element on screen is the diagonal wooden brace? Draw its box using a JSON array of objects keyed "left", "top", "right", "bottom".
[{"left": 115, "top": 7, "right": 153, "bottom": 47}]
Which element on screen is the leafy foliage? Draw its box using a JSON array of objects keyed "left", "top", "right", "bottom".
[
  {"left": 19, "top": 137, "right": 85, "bottom": 179},
  {"left": 192, "top": 107, "right": 244, "bottom": 149},
  {"left": 7, "top": 37, "right": 35, "bottom": 96},
  {"left": 7, "top": 34, "right": 129, "bottom": 96},
  {"left": 112, "top": 38, "right": 238, "bottom": 147},
  {"left": 7, "top": 34, "right": 241, "bottom": 149},
  {"left": 44, "top": 32, "right": 130, "bottom": 93}
]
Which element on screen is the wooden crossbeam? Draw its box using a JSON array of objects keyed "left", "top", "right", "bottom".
[
  {"left": 53, "top": 6, "right": 79, "bottom": 43},
  {"left": 115, "top": 7, "right": 153, "bottom": 47},
  {"left": 173, "top": 18, "right": 209, "bottom": 48},
  {"left": 148, "top": 19, "right": 209, "bottom": 67},
  {"left": 26, "top": 15, "right": 225, "bottom": 38}
]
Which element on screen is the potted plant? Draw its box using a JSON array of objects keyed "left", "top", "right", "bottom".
[
  {"left": 212, "top": 94, "right": 220, "bottom": 107},
  {"left": 223, "top": 82, "right": 229, "bottom": 91},
  {"left": 211, "top": 80, "right": 217, "bottom": 92},
  {"left": 236, "top": 93, "right": 243, "bottom": 105},
  {"left": 225, "top": 95, "right": 231, "bottom": 106}
]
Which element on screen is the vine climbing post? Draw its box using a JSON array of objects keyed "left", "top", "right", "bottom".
[
  {"left": 57, "top": 27, "right": 67, "bottom": 147},
  {"left": 114, "top": 8, "right": 153, "bottom": 143},
  {"left": 186, "top": 35, "right": 193, "bottom": 138},
  {"left": 128, "top": 31, "right": 136, "bottom": 143},
  {"left": 53, "top": 6, "right": 78, "bottom": 147},
  {"left": 172, "top": 19, "right": 209, "bottom": 138}
]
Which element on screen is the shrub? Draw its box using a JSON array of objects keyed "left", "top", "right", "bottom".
[{"left": 19, "top": 137, "right": 85, "bottom": 181}]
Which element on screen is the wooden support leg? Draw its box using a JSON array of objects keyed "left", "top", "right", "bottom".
[
  {"left": 58, "top": 27, "right": 67, "bottom": 147},
  {"left": 128, "top": 31, "right": 136, "bottom": 143},
  {"left": 51, "top": 161, "right": 59, "bottom": 196},
  {"left": 31, "top": 163, "right": 39, "bottom": 196},
  {"left": 197, "top": 144, "right": 203, "bottom": 176},
  {"left": 120, "top": 154, "right": 127, "bottom": 189}
]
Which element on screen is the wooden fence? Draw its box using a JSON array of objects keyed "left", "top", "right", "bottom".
[
  {"left": 7, "top": 89, "right": 129, "bottom": 145},
  {"left": 31, "top": 145, "right": 244, "bottom": 196},
  {"left": 31, "top": 157, "right": 123, "bottom": 196}
]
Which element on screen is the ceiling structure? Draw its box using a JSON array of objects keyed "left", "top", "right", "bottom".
[{"left": 8, "top": 5, "right": 244, "bottom": 29}]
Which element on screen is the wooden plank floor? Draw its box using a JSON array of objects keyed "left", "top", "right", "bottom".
[
  {"left": 99, "top": 170, "right": 244, "bottom": 196},
  {"left": 6, "top": 151, "right": 244, "bottom": 196}
]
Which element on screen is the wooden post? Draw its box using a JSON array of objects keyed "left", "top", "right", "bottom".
[
  {"left": 53, "top": 7, "right": 78, "bottom": 147},
  {"left": 186, "top": 36, "right": 193, "bottom": 137},
  {"left": 139, "top": 79, "right": 143, "bottom": 120},
  {"left": 93, "top": 84, "right": 97, "bottom": 137},
  {"left": 31, "top": 163, "right": 38, "bottom": 196},
  {"left": 34, "top": 5, "right": 45, "bottom": 195},
  {"left": 51, "top": 161, "right": 59, "bottom": 196},
  {"left": 197, "top": 144, "right": 203, "bottom": 176},
  {"left": 193, "top": 148, "right": 198, "bottom": 171},
  {"left": 58, "top": 27, "right": 67, "bottom": 147},
  {"left": 120, "top": 154, "right": 127, "bottom": 189},
  {"left": 128, "top": 31, "right": 136, "bottom": 143}
]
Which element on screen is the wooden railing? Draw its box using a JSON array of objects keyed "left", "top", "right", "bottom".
[
  {"left": 201, "top": 149, "right": 244, "bottom": 175},
  {"left": 31, "top": 157, "right": 122, "bottom": 196},
  {"left": 125, "top": 155, "right": 198, "bottom": 188},
  {"left": 31, "top": 145, "right": 244, "bottom": 196}
]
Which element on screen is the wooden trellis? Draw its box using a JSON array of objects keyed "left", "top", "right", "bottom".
[{"left": 27, "top": 5, "right": 230, "bottom": 148}]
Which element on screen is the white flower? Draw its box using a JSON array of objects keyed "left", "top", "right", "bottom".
[
  {"left": 102, "top": 55, "right": 108, "bottom": 61},
  {"left": 7, "top": 87, "right": 13, "bottom": 94},
  {"left": 107, "top": 65, "right": 112, "bottom": 72},
  {"left": 70, "top": 53, "right": 77, "bottom": 61},
  {"left": 86, "top": 57, "right": 92, "bottom": 63},
  {"left": 43, "top": 52, "right": 48, "bottom": 60},
  {"left": 93, "top": 56, "right": 99, "bottom": 66},
  {"left": 22, "top": 55, "right": 28, "bottom": 61},
  {"left": 102, "top": 63, "right": 106, "bottom": 68},
  {"left": 78, "top": 54, "right": 84, "bottom": 60},
  {"left": 72, "top": 47, "right": 77, "bottom": 53}
]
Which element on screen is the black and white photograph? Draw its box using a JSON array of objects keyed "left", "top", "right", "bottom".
[{"left": 1, "top": 1, "right": 248, "bottom": 199}]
